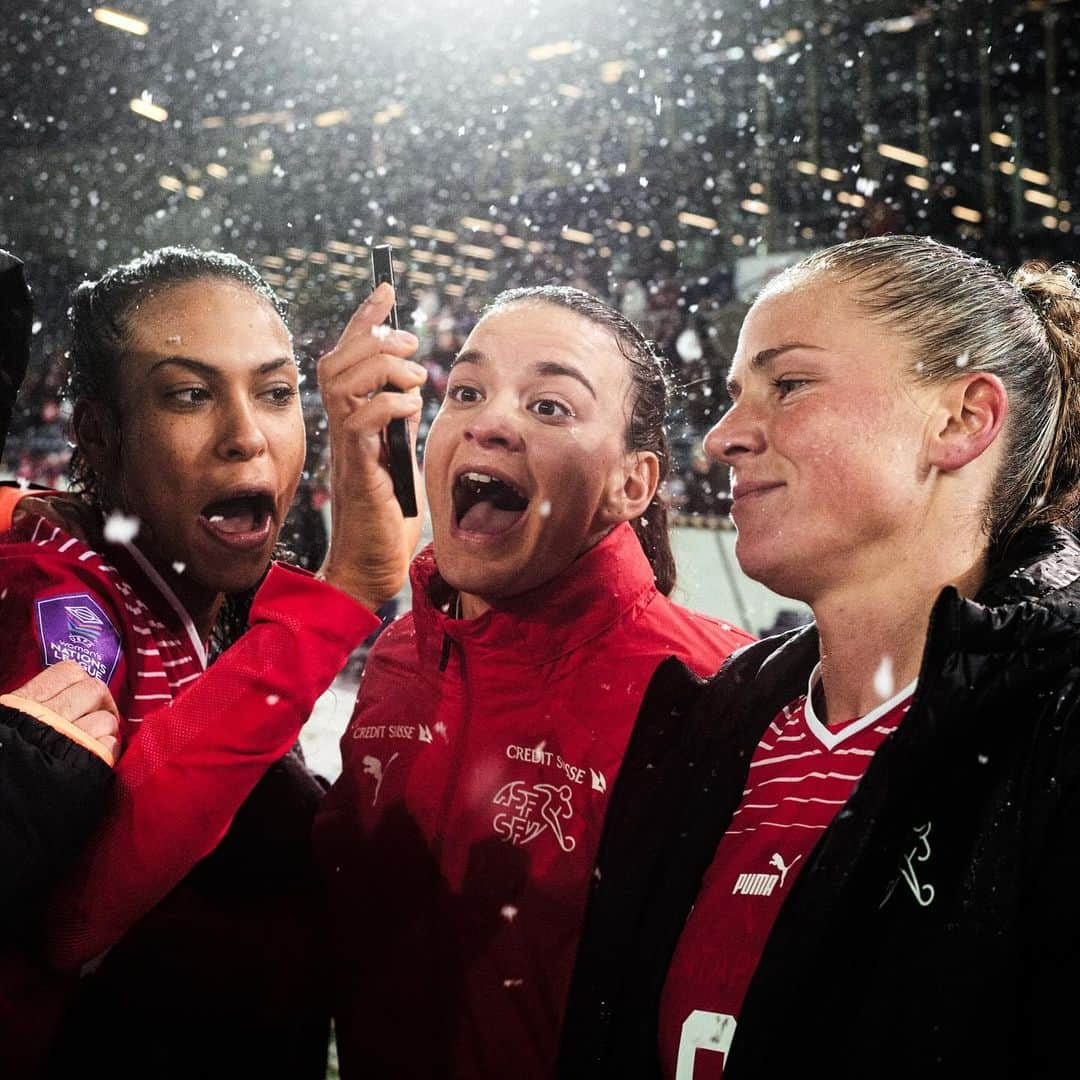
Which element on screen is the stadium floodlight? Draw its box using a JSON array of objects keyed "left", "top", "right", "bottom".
[{"left": 93, "top": 6, "right": 148, "bottom": 35}]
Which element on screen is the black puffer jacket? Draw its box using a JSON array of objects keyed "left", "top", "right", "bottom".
[
  {"left": 560, "top": 525, "right": 1080, "bottom": 1079},
  {"left": 0, "top": 703, "right": 112, "bottom": 926},
  {"left": 44, "top": 743, "right": 332, "bottom": 1080}
]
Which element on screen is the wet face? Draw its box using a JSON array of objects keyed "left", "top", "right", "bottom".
[
  {"left": 91, "top": 277, "right": 305, "bottom": 604},
  {"left": 703, "top": 275, "right": 942, "bottom": 602},
  {"left": 423, "top": 301, "right": 647, "bottom": 613}
]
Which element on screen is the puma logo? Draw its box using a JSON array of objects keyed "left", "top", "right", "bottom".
[
  {"left": 362, "top": 752, "right": 399, "bottom": 806},
  {"left": 732, "top": 852, "right": 803, "bottom": 896},
  {"left": 768, "top": 852, "right": 802, "bottom": 888}
]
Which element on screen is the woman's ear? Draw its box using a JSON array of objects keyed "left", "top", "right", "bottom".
[
  {"left": 927, "top": 372, "right": 1009, "bottom": 473},
  {"left": 72, "top": 399, "right": 120, "bottom": 481},
  {"left": 599, "top": 450, "right": 660, "bottom": 525}
]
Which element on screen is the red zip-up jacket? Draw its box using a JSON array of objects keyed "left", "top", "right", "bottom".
[
  {"left": 313, "top": 522, "right": 754, "bottom": 1079},
  {"left": 0, "top": 512, "right": 378, "bottom": 1072}
]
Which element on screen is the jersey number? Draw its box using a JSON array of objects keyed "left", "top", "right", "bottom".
[{"left": 675, "top": 1009, "right": 736, "bottom": 1079}]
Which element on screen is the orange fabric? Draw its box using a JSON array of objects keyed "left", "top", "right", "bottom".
[
  {"left": 0, "top": 693, "right": 116, "bottom": 767},
  {"left": 0, "top": 485, "right": 33, "bottom": 531}
]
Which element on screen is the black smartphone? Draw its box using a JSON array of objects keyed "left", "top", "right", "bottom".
[{"left": 370, "top": 244, "right": 418, "bottom": 518}]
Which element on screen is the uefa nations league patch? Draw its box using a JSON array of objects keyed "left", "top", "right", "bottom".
[{"left": 35, "top": 592, "right": 122, "bottom": 683}]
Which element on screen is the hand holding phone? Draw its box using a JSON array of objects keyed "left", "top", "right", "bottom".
[{"left": 371, "top": 244, "right": 419, "bottom": 518}]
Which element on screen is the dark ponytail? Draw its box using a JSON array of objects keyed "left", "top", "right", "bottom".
[{"left": 484, "top": 285, "right": 677, "bottom": 595}]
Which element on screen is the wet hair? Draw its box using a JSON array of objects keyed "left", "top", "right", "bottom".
[
  {"left": 482, "top": 285, "right": 677, "bottom": 595},
  {"left": 769, "top": 235, "right": 1080, "bottom": 552},
  {"left": 66, "top": 245, "right": 287, "bottom": 504},
  {"left": 63, "top": 245, "right": 289, "bottom": 655}
]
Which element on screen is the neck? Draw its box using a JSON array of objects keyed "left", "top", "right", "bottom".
[
  {"left": 130, "top": 536, "right": 223, "bottom": 643},
  {"left": 458, "top": 591, "right": 490, "bottom": 621},
  {"left": 168, "top": 574, "right": 224, "bottom": 643},
  {"left": 809, "top": 542, "right": 988, "bottom": 727}
]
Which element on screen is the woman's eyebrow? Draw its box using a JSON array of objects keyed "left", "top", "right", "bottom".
[
  {"left": 449, "top": 348, "right": 486, "bottom": 370},
  {"left": 147, "top": 356, "right": 295, "bottom": 377},
  {"left": 727, "top": 343, "right": 825, "bottom": 396},
  {"left": 533, "top": 361, "right": 596, "bottom": 399},
  {"left": 448, "top": 350, "right": 596, "bottom": 398},
  {"left": 751, "top": 343, "right": 825, "bottom": 369}
]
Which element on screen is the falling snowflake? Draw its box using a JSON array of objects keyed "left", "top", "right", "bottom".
[{"left": 104, "top": 512, "right": 141, "bottom": 544}]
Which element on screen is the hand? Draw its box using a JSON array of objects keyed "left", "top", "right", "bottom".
[
  {"left": 316, "top": 282, "right": 428, "bottom": 610},
  {"left": 11, "top": 661, "right": 121, "bottom": 759}
]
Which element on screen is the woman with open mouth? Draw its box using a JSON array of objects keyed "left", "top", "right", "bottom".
[
  {"left": 313, "top": 285, "right": 754, "bottom": 1079},
  {"left": 559, "top": 237, "right": 1080, "bottom": 1079},
  {"left": 0, "top": 246, "right": 425, "bottom": 1077}
]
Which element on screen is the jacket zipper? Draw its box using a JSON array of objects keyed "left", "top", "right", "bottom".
[{"left": 432, "top": 631, "right": 469, "bottom": 861}]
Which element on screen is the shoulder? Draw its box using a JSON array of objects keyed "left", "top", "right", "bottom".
[
  {"left": 632, "top": 591, "right": 756, "bottom": 673},
  {"left": 350, "top": 612, "right": 422, "bottom": 702},
  {"left": 0, "top": 515, "right": 135, "bottom": 693},
  {"left": 0, "top": 514, "right": 133, "bottom": 612},
  {"left": 365, "top": 609, "right": 418, "bottom": 658},
  {"left": 636, "top": 626, "right": 816, "bottom": 737}
]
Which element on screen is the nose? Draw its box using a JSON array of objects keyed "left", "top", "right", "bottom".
[
  {"left": 703, "top": 399, "right": 764, "bottom": 466},
  {"left": 215, "top": 395, "right": 269, "bottom": 461},
  {"left": 463, "top": 395, "right": 524, "bottom": 452}
]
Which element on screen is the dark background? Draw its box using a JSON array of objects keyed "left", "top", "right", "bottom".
[{"left": 3, "top": 0, "right": 1076, "bottom": 524}]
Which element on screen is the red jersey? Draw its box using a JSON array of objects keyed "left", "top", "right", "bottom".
[
  {"left": 313, "top": 522, "right": 754, "bottom": 1080},
  {"left": 0, "top": 513, "right": 378, "bottom": 970},
  {"left": 658, "top": 670, "right": 915, "bottom": 1079}
]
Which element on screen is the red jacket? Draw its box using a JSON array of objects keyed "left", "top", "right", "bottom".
[
  {"left": 0, "top": 513, "right": 378, "bottom": 1071},
  {"left": 313, "top": 522, "right": 753, "bottom": 1079}
]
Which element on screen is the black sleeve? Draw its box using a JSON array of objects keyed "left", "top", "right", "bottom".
[{"left": 0, "top": 702, "right": 113, "bottom": 925}]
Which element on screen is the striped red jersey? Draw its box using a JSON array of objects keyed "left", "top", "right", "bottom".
[
  {"left": 658, "top": 668, "right": 916, "bottom": 1079},
  {"left": 0, "top": 511, "right": 378, "bottom": 971},
  {"left": 0, "top": 514, "right": 206, "bottom": 733}
]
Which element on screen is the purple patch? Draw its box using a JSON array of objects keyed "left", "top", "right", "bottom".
[{"left": 35, "top": 592, "right": 122, "bottom": 684}]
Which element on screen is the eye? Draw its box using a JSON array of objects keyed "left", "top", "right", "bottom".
[
  {"left": 261, "top": 384, "right": 299, "bottom": 406},
  {"left": 773, "top": 377, "right": 809, "bottom": 399},
  {"left": 529, "top": 398, "right": 573, "bottom": 419},
  {"left": 448, "top": 383, "right": 483, "bottom": 404},
  {"left": 165, "top": 386, "right": 211, "bottom": 407}
]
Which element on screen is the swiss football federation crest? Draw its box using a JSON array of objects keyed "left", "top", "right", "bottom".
[
  {"left": 35, "top": 592, "right": 122, "bottom": 683},
  {"left": 493, "top": 780, "right": 577, "bottom": 852}
]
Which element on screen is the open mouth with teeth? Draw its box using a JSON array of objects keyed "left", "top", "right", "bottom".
[
  {"left": 199, "top": 491, "right": 275, "bottom": 543},
  {"left": 452, "top": 471, "right": 530, "bottom": 535}
]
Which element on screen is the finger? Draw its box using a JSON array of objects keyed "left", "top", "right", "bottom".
[
  {"left": 340, "top": 392, "right": 423, "bottom": 438},
  {"left": 319, "top": 328, "right": 420, "bottom": 388},
  {"left": 321, "top": 355, "right": 428, "bottom": 408},
  {"left": 72, "top": 708, "right": 120, "bottom": 743},
  {"left": 47, "top": 677, "right": 121, "bottom": 724},
  {"left": 319, "top": 283, "right": 419, "bottom": 372},
  {"left": 12, "top": 660, "right": 93, "bottom": 703},
  {"left": 340, "top": 281, "right": 396, "bottom": 339},
  {"left": 95, "top": 733, "right": 120, "bottom": 759}
]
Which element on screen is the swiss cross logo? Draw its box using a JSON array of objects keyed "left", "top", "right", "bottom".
[{"left": 492, "top": 780, "right": 577, "bottom": 852}]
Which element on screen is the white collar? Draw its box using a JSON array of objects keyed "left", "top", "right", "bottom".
[{"left": 802, "top": 662, "right": 916, "bottom": 751}]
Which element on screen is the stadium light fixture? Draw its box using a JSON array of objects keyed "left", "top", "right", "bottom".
[
  {"left": 93, "top": 7, "right": 148, "bottom": 35},
  {"left": 130, "top": 97, "right": 167, "bottom": 122}
]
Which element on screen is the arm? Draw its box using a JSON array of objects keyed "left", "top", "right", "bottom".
[
  {"left": 45, "top": 564, "right": 379, "bottom": 970},
  {"left": 46, "top": 281, "right": 426, "bottom": 970},
  {"left": 0, "top": 664, "right": 118, "bottom": 924}
]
